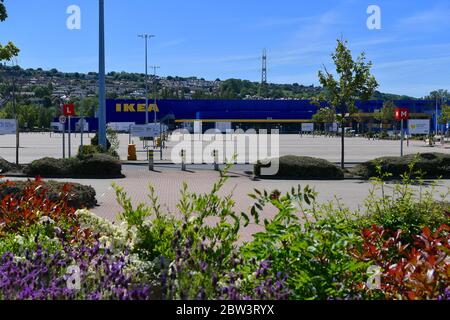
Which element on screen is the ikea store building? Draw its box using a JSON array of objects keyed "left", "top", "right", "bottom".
[{"left": 59, "top": 99, "right": 442, "bottom": 134}]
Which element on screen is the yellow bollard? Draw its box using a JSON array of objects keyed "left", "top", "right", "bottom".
[{"left": 128, "top": 144, "right": 137, "bottom": 161}]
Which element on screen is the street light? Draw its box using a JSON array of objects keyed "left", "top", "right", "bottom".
[
  {"left": 98, "top": 0, "right": 107, "bottom": 149},
  {"left": 150, "top": 65, "right": 160, "bottom": 124},
  {"left": 138, "top": 34, "right": 155, "bottom": 125}
]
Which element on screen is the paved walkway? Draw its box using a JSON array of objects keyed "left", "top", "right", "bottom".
[
  {"left": 3, "top": 164, "right": 450, "bottom": 242},
  {"left": 88, "top": 165, "right": 450, "bottom": 243}
]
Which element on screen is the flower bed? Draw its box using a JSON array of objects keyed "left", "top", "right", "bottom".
[{"left": 0, "top": 163, "right": 448, "bottom": 300}]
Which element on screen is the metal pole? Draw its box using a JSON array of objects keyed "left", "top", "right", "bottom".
[
  {"left": 62, "top": 122, "right": 66, "bottom": 159},
  {"left": 181, "top": 150, "right": 186, "bottom": 171},
  {"left": 160, "top": 122, "right": 163, "bottom": 160},
  {"left": 152, "top": 66, "right": 160, "bottom": 124},
  {"left": 98, "top": 0, "right": 107, "bottom": 149},
  {"left": 213, "top": 150, "right": 219, "bottom": 171},
  {"left": 145, "top": 35, "right": 148, "bottom": 125},
  {"left": 11, "top": 68, "right": 19, "bottom": 165},
  {"left": 68, "top": 116, "right": 71, "bottom": 158},
  {"left": 138, "top": 34, "right": 155, "bottom": 125},
  {"left": 436, "top": 96, "right": 438, "bottom": 135},
  {"left": 80, "top": 111, "right": 84, "bottom": 150},
  {"left": 148, "top": 149, "right": 154, "bottom": 171},
  {"left": 400, "top": 119, "right": 404, "bottom": 157}
]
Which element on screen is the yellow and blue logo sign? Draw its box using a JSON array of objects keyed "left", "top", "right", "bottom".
[
  {"left": 107, "top": 99, "right": 162, "bottom": 123},
  {"left": 115, "top": 102, "right": 159, "bottom": 113}
]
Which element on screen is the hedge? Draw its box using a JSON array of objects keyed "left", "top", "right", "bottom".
[
  {"left": 350, "top": 153, "right": 450, "bottom": 179},
  {"left": 0, "top": 158, "right": 12, "bottom": 174},
  {"left": 0, "top": 180, "right": 97, "bottom": 209},
  {"left": 254, "top": 155, "right": 344, "bottom": 180},
  {"left": 25, "top": 154, "right": 122, "bottom": 178}
]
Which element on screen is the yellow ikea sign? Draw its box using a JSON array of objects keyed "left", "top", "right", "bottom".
[{"left": 115, "top": 103, "right": 159, "bottom": 113}]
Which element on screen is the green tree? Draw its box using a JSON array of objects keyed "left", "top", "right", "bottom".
[
  {"left": 0, "top": 0, "right": 19, "bottom": 61},
  {"left": 438, "top": 104, "right": 450, "bottom": 136},
  {"left": 318, "top": 39, "right": 378, "bottom": 168},
  {"left": 375, "top": 101, "right": 396, "bottom": 134},
  {"left": 312, "top": 107, "right": 336, "bottom": 133},
  {"left": 425, "top": 89, "right": 450, "bottom": 101}
]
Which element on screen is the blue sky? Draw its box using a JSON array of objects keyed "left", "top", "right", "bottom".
[{"left": 1, "top": 0, "right": 449, "bottom": 97}]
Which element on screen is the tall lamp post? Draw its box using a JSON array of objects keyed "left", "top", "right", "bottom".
[
  {"left": 150, "top": 65, "right": 160, "bottom": 124},
  {"left": 436, "top": 95, "right": 439, "bottom": 136},
  {"left": 138, "top": 34, "right": 155, "bottom": 125},
  {"left": 98, "top": 0, "right": 107, "bottom": 149}
]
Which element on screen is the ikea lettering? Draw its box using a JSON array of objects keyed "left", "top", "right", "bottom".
[{"left": 115, "top": 103, "right": 159, "bottom": 113}]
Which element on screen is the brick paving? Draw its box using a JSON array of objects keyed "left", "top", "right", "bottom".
[{"left": 90, "top": 165, "right": 450, "bottom": 243}]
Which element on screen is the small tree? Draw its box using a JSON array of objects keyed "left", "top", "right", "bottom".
[
  {"left": 106, "top": 126, "right": 120, "bottom": 154},
  {"left": 318, "top": 39, "right": 378, "bottom": 168},
  {"left": 0, "top": 1, "right": 19, "bottom": 61},
  {"left": 375, "top": 101, "right": 396, "bottom": 136},
  {"left": 312, "top": 107, "right": 336, "bottom": 133},
  {"left": 439, "top": 104, "right": 450, "bottom": 136}
]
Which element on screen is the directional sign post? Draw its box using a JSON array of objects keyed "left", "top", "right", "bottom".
[
  {"left": 59, "top": 115, "right": 67, "bottom": 159},
  {"left": 395, "top": 108, "right": 410, "bottom": 157},
  {"left": 63, "top": 104, "right": 76, "bottom": 158}
]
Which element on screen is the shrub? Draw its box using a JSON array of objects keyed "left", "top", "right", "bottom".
[
  {"left": 25, "top": 155, "right": 122, "bottom": 178},
  {"left": 0, "top": 179, "right": 78, "bottom": 237},
  {"left": 24, "top": 157, "right": 78, "bottom": 177},
  {"left": 351, "top": 153, "right": 450, "bottom": 179},
  {"left": 353, "top": 225, "right": 449, "bottom": 300},
  {"left": 76, "top": 154, "right": 122, "bottom": 178},
  {"left": 254, "top": 155, "right": 344, "bottom": 180},
  {"left": 78, "top": 144, "right": 101, "bottom": 157},
  {"left": 0, "top": 180, "right": 97, "bottom": 209},
  {"left": 114, "top": 163, "right": 290, "bottom": 300},
  {"left": 0, "top": 241, "right": 153, "bottom": 300},
  {"left": 91, "top": 133, "right": 111, "bottom": 150},
  {"left": 360, "top": 161, "right": 450, "bottom": 241},
  {"left": 77, "top": 144, "right": 120, "bottom": 160},
  {"left": 0, "top": 158, "right": 12, "bottom": 174},
  {"left": 240, "top": 187, "right": 368, "bottom": 300}
]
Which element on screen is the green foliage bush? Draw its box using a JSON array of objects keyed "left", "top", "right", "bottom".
[
  {"left": 0, "top": 157, "right": 12, "bottom": 173},
  {"left": 77, "top": 144, "right": 120, "bottom": 160},
  {"left": 254, "top": 155, "right": 344, "bottom": 180},
  {"left": 0, "top": 180, "right": 97, "bottom": 209},
  {"left": 24, "top": 157, "right": 78, "bottom": 177},
  {"left": 25, "top": 154, "right": 122, "bottom": 178},
  {"left": 1, "top": 158, "right": 449, "bottom": 300},
  {"left": 78, "top": 144, "right": 101, "bottom": 156},
  {"left": 75, "top": 153, "right": 122, "bottom": 177},
  {"left": 351, "top": 153, "right": 450, "bottom": 179}
]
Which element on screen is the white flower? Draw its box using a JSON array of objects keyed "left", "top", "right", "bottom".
[
  {"left": 14, "top": 235, "right": 24, "bottom": 246},
  {"left": 39, "top": 216, "right": 55, "bottom": 225}
]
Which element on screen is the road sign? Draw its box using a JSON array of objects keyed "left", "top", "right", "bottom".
[
  {"left": 59, "top": 116, "right": 67, "bottom": 124},
  {"left": 302, "top": 123, "right": 314, "bottom": 132},
  {"left": 408, "top": 119, "right": 430, "bottom": 135},
  {"left": 395, "top": 108, "right": 410, "bottom": 121},
  {"left": 0, "top": 119, "right": 16, "bottom": 135},
  {"left": 63, "top": 104, "right": 76, "bottom": 117},
  {"left": 130, "top": 124, "right": 161, "bottom": 138}
]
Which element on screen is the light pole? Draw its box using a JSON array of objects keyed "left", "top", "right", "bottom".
[
  {"left": 436, "top": 94, "right": 439, "bottom": 136},
  {"left": 11, "top": 61, "right": 19, "bottom": 165},
  {"left": 150, "top": 65, "right": 160, "bottom": 124},
  {"left": 138, "top": 34, "right": 155, "bottom": 125},
  {"left": 98, "top": 0, "right": 107, "bottom": 149}
]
